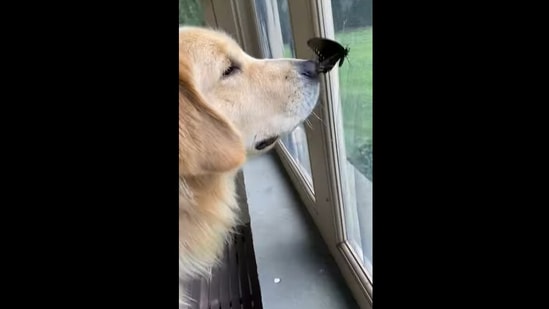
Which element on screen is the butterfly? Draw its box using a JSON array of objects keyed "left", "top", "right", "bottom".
[{"left": 307, "top": 37, "right": 350, "bottom": 73}]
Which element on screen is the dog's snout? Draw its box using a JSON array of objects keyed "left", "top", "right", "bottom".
[{"left": 299, "top": 60, "right": 319, "bottom": 79}]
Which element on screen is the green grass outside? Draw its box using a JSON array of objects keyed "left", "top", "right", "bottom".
[{"left": 335, "top": 27, "right": 373, "bottom": 153}]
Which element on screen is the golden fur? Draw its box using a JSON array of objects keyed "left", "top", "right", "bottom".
[{"left": 179, "top": 26, "right": 320, "bottom": 306}]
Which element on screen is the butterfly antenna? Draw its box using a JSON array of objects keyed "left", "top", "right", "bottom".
[{"left": 345, "top": 46, "right": 352, "bottom": 68}]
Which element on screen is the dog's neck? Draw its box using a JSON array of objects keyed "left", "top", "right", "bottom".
[
  {"left": 179, "top": 176, "right": 194, "bottom": 205},
  {"left": 179, "top": 170, "right": 239, "bottom": 210}
]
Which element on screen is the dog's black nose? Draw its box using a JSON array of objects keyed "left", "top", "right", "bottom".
[{"left": 299, "top": 60, "right": 319, "bottom": 79}]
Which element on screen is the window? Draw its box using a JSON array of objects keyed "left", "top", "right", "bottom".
[
  {"left": 274, "top": 0, "right": 373, "bottom": 305},
  {"left": 331, "top": 0, "right": 373, "bottom": 278}
]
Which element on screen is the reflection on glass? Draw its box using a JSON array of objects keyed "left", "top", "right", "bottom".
[
  {"left": 255, "top": 0, "right": 314, "bottom": 186},
  {"left": 330, "top": 0, "right": 373, "bottom": 278},
  {"left": 281, "top": 126, "right": 312, "bottom": 182}
]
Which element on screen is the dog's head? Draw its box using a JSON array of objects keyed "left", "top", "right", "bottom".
[{"left": 179, "top": 27, "right": 320, "bottom": 175}]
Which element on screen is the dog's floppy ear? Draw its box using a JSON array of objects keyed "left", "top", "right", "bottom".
[{"left": 179, "top": 61, "right": 246, "bottom": 176}]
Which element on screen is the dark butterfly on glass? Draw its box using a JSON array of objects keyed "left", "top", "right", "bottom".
[{"left": 307, "top": 37, "right": 350, "bottom": 73}]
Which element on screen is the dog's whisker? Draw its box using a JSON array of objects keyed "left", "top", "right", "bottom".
[
  {"left": 311, "top": 111, "right": 322, "bottom": 121},
  {"left": 306, "top": 114, "right": 330, "bottom": 131},
  {"left": 312, "top": 106, "right": 342, "bottom": 131}
]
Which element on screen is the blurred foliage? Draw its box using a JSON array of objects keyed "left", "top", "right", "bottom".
[
  {"left": 179, "top": 0, "right": 205, "bottom": 26},
  {"left": 348, "top": 140, "right": 372, "bottom": 181}
]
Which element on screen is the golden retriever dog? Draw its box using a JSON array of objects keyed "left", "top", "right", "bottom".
[{"left": 179, "top": 26, "right": 320, "bottom": 306}]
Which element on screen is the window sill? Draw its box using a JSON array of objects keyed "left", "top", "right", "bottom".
[{"left": 242, "top": 152, "right": 358, "bottom": 308}]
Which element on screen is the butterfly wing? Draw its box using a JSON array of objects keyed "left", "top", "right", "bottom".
[
  {"left": 307, "top": 38, "right": 345, "bottom": 60},
  {"left": 318, "top": 53, "right": 340, "bottom": 72},
  {"left": 307, "top": 37, "right": 348, "bottom": 72},
  {"left": 306, "top": 38, "right": 325, "bottom": 61},
  {"left": 338, "top": 48, "right": 350, "bottom": 67}
]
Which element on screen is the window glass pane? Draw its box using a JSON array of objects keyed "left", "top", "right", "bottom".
[
  {"left": 255, "top": 0, "right": 314, "bottom": 186},
  {"left": 179, "top": 0, "right": 205, "bottom": 26},
  {"left": 281, "top": 125, "right": 313, "bottom": 181},
  {"left": 330, "top": 0, "right": 373, "bottom": 278}
]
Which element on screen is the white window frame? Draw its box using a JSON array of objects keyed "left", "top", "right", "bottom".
[{"left": 199, "top": 1, "right": 372, "bottom": 307}]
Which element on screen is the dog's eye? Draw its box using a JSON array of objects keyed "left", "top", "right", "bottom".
[{"left": 222, "top": 65, "right": 239, "bottom": 77}]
